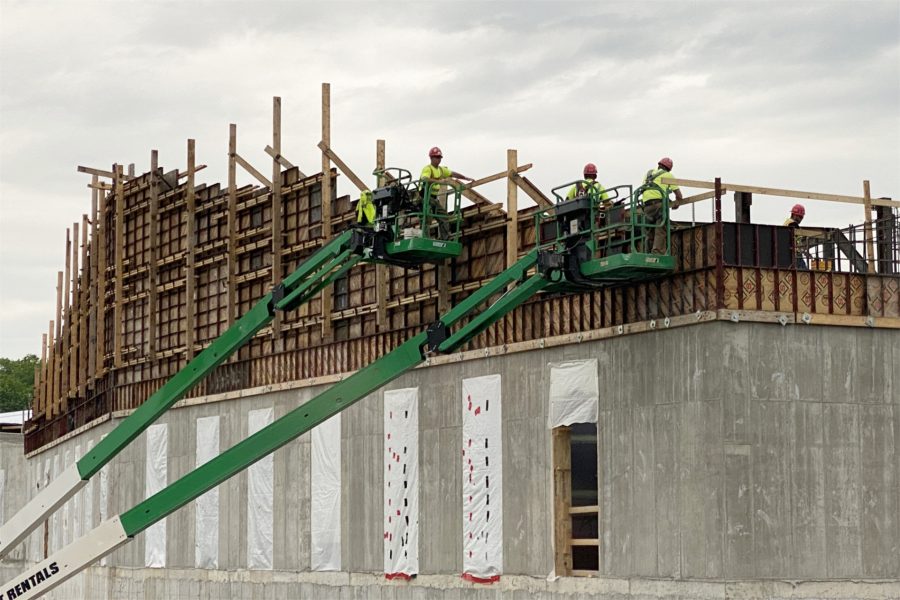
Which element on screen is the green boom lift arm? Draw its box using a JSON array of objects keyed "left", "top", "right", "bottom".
[
  {"left": 3, "top": 245, "right": 567, "bottom": 600},
  {"left": 0, "top": 228, "right": 363, "bottom": 560}
]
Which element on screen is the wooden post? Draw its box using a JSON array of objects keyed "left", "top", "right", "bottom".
[
  {"left": 47, "top": 320, "right": 55, "bottom": 419},
  {"left": 375, "top": 139, "right": 388, "bottom": 330},
  {"left": 85, "top": 184, "right": 100, "bottom": 381},
  {"left": 320, "top": 82, "right": 333, "bottom": 340},
  {"left": 54, "top": 271, "right": 62, "bottom": 418},
  {"left": 69, "top": 222, "right": 79, "bottom": 398},
  {"left": 79, "top": 214, "right": 89, "bottom": 394},
  {"left": 114, "top": 164, "right": 124, "bottom": 368},
  {"left": 148, "top": 150, "right": 159, "bottom": 359},
  {"left": 271, "top": 97, "right": 283, "bottom": 342},
  {"left": 506, "top": 149, "right": 518, "bottom": 268},
  {"left": 863, "top": 180, "right": 875, "bottom": 273},
  {"left": 63, "top": 230, "right": 71, "bottom": 402},
  {"left": 228, "top": 124, "right": 238, "bottom": 326},
  {"left": 40, "top": 333, "right": 48, "bottom": 417},
  {"left": 184, "top": 140, "right": 197, "bottom": 360},
  {"left": 552, "top": 427, "right": 573, "bottom": 577},
  {"left": 96, "top": 178, "right": 107, "bottom": 378}
]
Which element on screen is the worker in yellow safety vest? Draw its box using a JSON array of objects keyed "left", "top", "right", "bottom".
[
  {"left": 784, "top": 204, "right": 809, "bottom": 269},
  {"left": 355, "top": 189, "right": 376, "bottom": 226},
  {"left": 566, "top": 163, "right": 610, "bottom": 204},
  {"left": 420, "top": 146, "right": 473, "bottom": 238},
  {"left": 640, "top": 157, "right": 683, "bottom": 254}
]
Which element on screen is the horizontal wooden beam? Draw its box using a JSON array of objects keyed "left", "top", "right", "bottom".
[
  {"left": 672, "top": 189, "right": 723, "bottom": 208},
  {"left": 667, "top": 177, "right": 899, "bottom": 209},
  {"left": 570, "top": 539, "right": 600, "bottom": 547},
  {"left": 87, "top": 182, "right": 112, "bottom": 191},
  {"left": 78, "top": 165, "right": 135, "bottom": 180},
  {"left": 568, "top": 505, "right": 599, "bottom": 515},
  {"left": 264, "top": 144, "right": 303, "bottom": 174},
  {"left": 463, "top": 163, "right": 532, "bottom": 190},
  {"left": 318, "top": 141, "right": 368, "bottom": 192},
  {"left": 177, "top": 165, "right": 207, "bottom": 179},
  {"left": 233, "top": 153, "right": 272, "bottom": 189}
]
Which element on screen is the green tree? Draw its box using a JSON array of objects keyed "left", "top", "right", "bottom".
[{"left": 0, "top": 354, "right": 40, "bottom": 412}]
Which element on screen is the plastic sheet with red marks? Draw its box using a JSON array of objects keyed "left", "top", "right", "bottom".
[{"left": 383, "top": 387, "right": 419, "bottom": 579}]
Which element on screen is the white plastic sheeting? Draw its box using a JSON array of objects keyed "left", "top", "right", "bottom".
[
  {"left": 51, "top": 454, "right": 60, "bottom": 553},
  {"left": 310, "top": 413, "right": 341, "bottom": 571},
  {"left": 98, "top": 442, "right": 109, "bottom": 566},
  {"left": 461, "top": 374, "right": 503, "bottom": 583},
  {"left": 144, "top": 423, "right": 168, "bottom": 568},
  {"left": 383, "top": 388, "right": 419, "bottom": 578},
  {"left": 73, "top": 445, "right": 82, "bottom": 539},
  {"left": 548, "top": 359, "right": 599, "bottom": 428},
  {"left": 247, "top": 407, "right": 274, "bottom": 569},
  {"left": 195, "top": 415, "right": 220, "bottom": 569}
]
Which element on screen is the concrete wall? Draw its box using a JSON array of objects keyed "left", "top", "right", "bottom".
[
  {"left": 6, "top": 321, "right": 898, "bottom": 599},
  {"left": 0, "top": 431, "right": 30, "bottom": 584}
]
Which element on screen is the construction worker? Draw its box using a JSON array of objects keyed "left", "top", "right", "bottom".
[
  {"left": 640, "top": 157, "right": 683, "bottom": 254},
  {"left": 420, "top": 146, "right": 472, "bottom": 238},
  {"left": 566, "top": 163, "right": 610, "bottom": 204},
  {"left": 355, "top": 189, "right": 376, "bottom": 226},
  {"left": 784, "top": 204, "right": 808, "bottom": 269}
]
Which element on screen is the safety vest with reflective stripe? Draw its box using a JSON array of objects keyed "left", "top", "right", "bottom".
[{"left": 641, "top": 168, "right": 679, "bottom": 203}]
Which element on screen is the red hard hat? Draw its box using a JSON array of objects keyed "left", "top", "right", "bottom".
[
  {"left": 583, "top": 162, "right": 598, "bottom": 177},
  {"left": 429, "top": 146, "right": 443, "bottom": 158},
  {"left": 791, "top": 203, "right": 805, "bottom": 217},
  {"left": 658, "top": 157, "right": 673, "bottom": 170}
]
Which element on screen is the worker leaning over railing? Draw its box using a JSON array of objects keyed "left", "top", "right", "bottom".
[
  {"left": 420, "top": 146, "right": 472, "bottom": 238},
  {"left": 783, "top": 203, "right": 810, "bottom": 269},
  {"left": 639, "top": 156, "right": 683, "bottom": 254}
]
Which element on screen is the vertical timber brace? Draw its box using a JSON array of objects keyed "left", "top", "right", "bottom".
[
  {"left": 320, "top": 82, "right": 333, "bottom": 341},
  {"left": 114, "top": 164, "right": 124, "bottom": 369},
  {"left": 148, "top": 150, "right": 159, "bottom": 359},
  {"left": 271, "top": 97, "right": 284, "bottom": 345},
  {"left": 552, "top": 426, "right": 573, "bottom": 577},
  {"left": 227, "top": 124, "right": 238, "bottom": 327},
  {"left": 185, "top": 140, "right": 197, "bottom": 360},
  {"left": 375, "top": 139, "right": 388, "bottom": 330}
]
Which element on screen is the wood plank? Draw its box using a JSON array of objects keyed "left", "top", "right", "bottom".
[
  {"left": 552, "top": 426, "right": 573, "bottom": 577},
  {"left": 464, "top": 163, "right": 532, "bottom": 190},
  {"left": 96, "top": 182, "right": 107, "bottom": 377},
  {"left": 506, "top": 149, "right": 518, "bottom": 270},
  {"left": 148, "top": 151, "right": 159, "bottom": 358},
  {"left": 317, "top": 141, "right": 368, "bottom": 192},
  {"left": 272, "top": 98, "right": 283, "bottom": 341},
  {"left": 375, "top": 139, "right": 387, "bottom": 330},
  {"left": 233, "top": 152, "right": 272, "bottom": 189},
  {"left": 264, "top": 144, "right": 300, "bottom": 173},
  {"left": 48, "top": 320, "right": 56, "bottom": 419},
  {"left": 228, "top": 124, "right": 237, "bottom": 326},
  {"left": 185, "top": 139, "right": 197, "bottom": 359},
  {"left": 79, "top": 214, "right": 89, "bottom": 394},
  {"left": 39, "top": 333, "right": 47, "bottom": 417},
  {"left": 320, "top": 82, "right": 333, "bottom": 341},
  {"left": 114, "top": 164, "right": 124, "bottom": 368},
  {"left": 68, "top": 222, "right": 79, "bottom": 397},
  {"left": 863, "top": 180, "right": 875, "bottom": 272},
  {"left": 664, "top": 177, "right": 899, "bottom": 208},
  {"left": 511, "top": 173, "right": 553, "bottom": 208}
]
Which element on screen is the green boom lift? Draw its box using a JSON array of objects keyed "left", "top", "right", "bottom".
[
  {"left": 2, "top": 177, "right": 675, "bottom": 600},
  {"left": 0, "top": 169, "right": 463, "bottom": 560}
]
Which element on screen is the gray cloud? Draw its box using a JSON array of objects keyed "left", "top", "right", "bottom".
[{"left": 1, "top": 0, "right": 898, "bottom": 356}]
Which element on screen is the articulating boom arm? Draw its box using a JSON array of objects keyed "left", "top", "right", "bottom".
[
  {"left": 0, "top": 229, "right": 363, "bottom": 559},
  {"left": 5, "top": 248, "right": 562, "bottom": 600}
]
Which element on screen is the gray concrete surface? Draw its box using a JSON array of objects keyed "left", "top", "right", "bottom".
[{"left": 3, "top": 321, "right": 898, "bottom": 599}]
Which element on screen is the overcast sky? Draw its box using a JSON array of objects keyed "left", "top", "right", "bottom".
[{"left": 0, "top": 0, "right": 898, "bottom": 357}]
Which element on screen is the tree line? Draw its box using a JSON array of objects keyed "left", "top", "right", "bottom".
[{"left": 0, "top": 355, "right": 38, "bottom": 412}]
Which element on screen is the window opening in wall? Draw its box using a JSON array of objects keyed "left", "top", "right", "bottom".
[
  {"left": 553, "top": 423, "right": 599, "bottom": 577},
  {"left": 250, "top": 205, "right": 264, "bottom": 229}
]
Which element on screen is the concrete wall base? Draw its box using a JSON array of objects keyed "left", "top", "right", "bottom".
[{"left": 38, "top": 566, "right": 900, "bottom": 600}]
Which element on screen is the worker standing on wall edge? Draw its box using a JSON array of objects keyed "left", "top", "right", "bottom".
[
  {"left": 784, "top": 203, "right": 809, "bottom": 269},
  {"left": 640, "top": 156, "right": 683, "bottom": 254},
  {"left": 420, "top": 146, "right": 472, "bottom": 238}
]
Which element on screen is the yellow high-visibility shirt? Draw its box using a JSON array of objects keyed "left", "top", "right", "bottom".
[
  {"left": 420, "top": 164, "right": 453, "bottom": 198},
  {"left": 356, "top": 189, "right": 376, "bottom": 225},
  {"left": 641, "top": 168, "right": 679, "bottom": 203},
  {"left": 566, "top": 179, "right": 610, "bottom": 203}
]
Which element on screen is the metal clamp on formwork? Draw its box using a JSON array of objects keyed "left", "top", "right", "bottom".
[
  {"left": 730, "top": 312, "right": 740, "bottom": 323},
  {"left": 865, "top": 316, "right": 875, "bottom": 327},
  {"left": 617, "top": 325, "right": 624, "bottom": 334},
  {"left": 777, "top": 315, "right": 789, "bottom": 327},
  {"left": 663, "top": 317, "right": 671, "bottom": 328},
  {"left": 801, "top": 312, "right": 812, "bottom": 324},
  {"left": 649, "top": 319, "right": 657, "bottom": 329}
]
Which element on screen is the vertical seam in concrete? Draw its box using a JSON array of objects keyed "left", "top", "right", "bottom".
[
  {"left": 822, "top": 403, "right": 829, "bottom": 576},
  {"left": 855, "top": 401, "right": 863, "bottom": 573}
]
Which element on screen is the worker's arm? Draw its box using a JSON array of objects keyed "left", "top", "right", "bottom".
[
  {"left": 672, "top": 188, "right": 683, "bottom": 208},
  {"left": 451, "top": 170, "right": 473, "bottom": 182}
]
